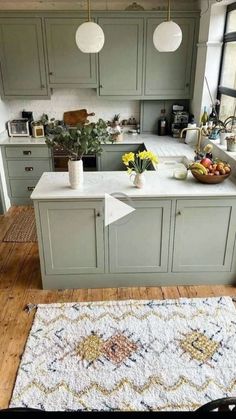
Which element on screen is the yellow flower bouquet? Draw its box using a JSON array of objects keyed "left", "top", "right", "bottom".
[{"left": 122, "top": 150, "right": 158, "bottom": 188}]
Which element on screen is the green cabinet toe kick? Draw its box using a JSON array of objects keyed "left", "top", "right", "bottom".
[{"left": 33, "top": 197, "right": 236, "bottom": 289}]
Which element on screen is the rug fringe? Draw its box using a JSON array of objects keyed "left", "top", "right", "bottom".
[{"left": 24, "top": 303, "right": 37, "bottom": 313}]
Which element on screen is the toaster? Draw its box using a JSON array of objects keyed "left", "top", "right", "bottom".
[{"left": 7, "top": 118, "right": 30, "bottom": 137}]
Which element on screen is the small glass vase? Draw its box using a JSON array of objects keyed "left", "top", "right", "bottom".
[{"left": 131, "top": 172, "right": 145, "bottom": 189}]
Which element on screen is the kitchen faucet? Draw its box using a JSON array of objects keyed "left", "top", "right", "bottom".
[{"left": 180, "top": 127, "right": 205, "bottom": 154}]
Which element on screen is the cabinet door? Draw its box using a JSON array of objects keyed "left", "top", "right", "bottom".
[
  {"left": 0, "top": 18, "right": 48, "bottom": 97},
  {"left": 39, "top": 201, "right": 104, "bottom": 275},
  {"left": 173, "top": 199, "right": 236, "bottom": 272},
  {"left": 109, "top": 200, "right": 171, "bottom": 273},
  {"left": 144, "top": 18, "right": 196, "bottom": 99},
  {"left": 98, "top": 18, "right": 144, "bottom": 96},
  {"left": 45, "top": 18, "right": 97, "bottom": 86},
  {"left": 99, "top": 144, "right": 140, "bottom": 171}
]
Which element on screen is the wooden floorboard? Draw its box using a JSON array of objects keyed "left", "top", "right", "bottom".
[{"left": 0, "top": 206, "right": 236, "bottom": 408}]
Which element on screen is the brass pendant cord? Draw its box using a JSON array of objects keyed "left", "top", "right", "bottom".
[
  {"left": 87, "top": 0, "right": 91, "bottom": 22},
  {"left": 167, "top": 0, "right": 171, "bottom": 21}
]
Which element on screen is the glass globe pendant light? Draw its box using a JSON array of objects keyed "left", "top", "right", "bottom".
[
  {"left": 153, "top": 0, "right": 182, "bottom": 52},
  {"left": 75, "top": 0, "right": 105, "bottom": 53}
]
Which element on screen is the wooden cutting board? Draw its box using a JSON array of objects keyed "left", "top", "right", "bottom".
[{"left": 63, "top": 109, "right": 95, "bottom": 126}]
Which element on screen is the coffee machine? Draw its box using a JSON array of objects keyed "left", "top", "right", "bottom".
[{"left": 170, "top": 105, "right": 189, "bottom": 138}]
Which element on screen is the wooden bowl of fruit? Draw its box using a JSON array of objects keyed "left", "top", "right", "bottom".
[{"left": 189, "top": 158, "right": 231, "bottom": 184}]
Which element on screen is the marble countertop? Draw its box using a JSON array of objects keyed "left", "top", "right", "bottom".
[
  {"left": 0, "top": 132, "right": 47, "bottom": 145},
  {"left": 31, "top": 169, "right": 236, "bottom": 200}
]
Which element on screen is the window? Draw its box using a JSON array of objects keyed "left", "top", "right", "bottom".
[{"left": 218, "top": 3, "right": 236, "bottom": 120}]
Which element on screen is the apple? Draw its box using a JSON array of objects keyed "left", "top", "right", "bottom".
[{"left": 200, "top": 158, "right": 212, "bottom": 168}]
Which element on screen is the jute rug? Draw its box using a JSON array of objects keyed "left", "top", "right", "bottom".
[
  {"left": 10, "top": 297, "right": 236, "bottom": 411},
  {"left": 3, "top": 209, "right": 37, "bottom": 242}
]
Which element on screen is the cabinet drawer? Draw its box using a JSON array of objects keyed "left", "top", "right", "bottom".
[
  {"left": 5, "top": 146, "right": 50, "bottom": 159},
  {"left": 7, "top": 160, "right": 51, "bottom": 178},
  {"left": 9, "top": 179, "right": 38, "bottom": 198}
]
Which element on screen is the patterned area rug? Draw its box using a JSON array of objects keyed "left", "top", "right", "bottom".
[
  {"left": 3, "top": 209, "right": 37, "bottom": 242},
  {"left": 10, "top": 297, "right": 236, "bottom": 411}
]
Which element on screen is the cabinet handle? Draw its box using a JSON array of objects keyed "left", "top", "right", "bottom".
[
  {"left": 186, "top": 83, "right": 190, "bottom": 88},
  {"left": 99, "top": 85, "right": 103, "bottom": 88},
  {"left": 25, "top": 167, "right": 34, "bottom": 172},
  {"left": 49, "top": 72, "right": 53, "bottom": 76},
  {"left": 176, "top": 211, "right": 182, "bottom": 216},
  {"left": 27, "top": 186, "right": 35, "bottom": 192},
  {"left": 97, "top": 212, "right": 101, "bottom": 217},
  {"left": 23, "top": 150, "right": 31, "bottom": 156}
]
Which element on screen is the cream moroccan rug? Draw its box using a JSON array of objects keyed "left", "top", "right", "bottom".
[{"left": 10, "top": 297, "right": 236, "bottom": 411}]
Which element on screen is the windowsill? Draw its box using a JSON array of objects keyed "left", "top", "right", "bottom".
[{"left": 208, "top": 138, "right": 236, "bottom": 160}]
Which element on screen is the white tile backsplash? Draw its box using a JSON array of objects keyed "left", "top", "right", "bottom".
[{"left": 5, "top": 88, "right": 140, "bottom": 124}]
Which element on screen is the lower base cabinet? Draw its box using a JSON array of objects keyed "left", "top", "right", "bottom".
[
  {"left": 172, "top": 199, "right": 236, "bottom": 272},
  {"left": 109, "top": 200, "right": 171, "bottom": 273},
  {"left": 34, "top": 197, "right": 236, "bottom": 289}
]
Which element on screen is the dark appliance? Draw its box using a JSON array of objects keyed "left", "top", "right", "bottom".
[
  {"left": 170, "top": 105, "right": 189, "bottom": 138},
  {"left": 53, "top": 145, "right": 97, "bottom": 172},
  {"left": 22, "top": 111, "right": 34, "bottom": 135}
]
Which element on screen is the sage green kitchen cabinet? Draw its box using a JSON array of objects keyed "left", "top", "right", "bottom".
[
  {"left": 172, "top": 199, "right": 236, "bottom": 272},
  {"left": 109, "top": 200, "right": 171, "bottom": 273},
  {"left": 0, "top": 18, "right": 49, "bottom": 98},
  {"left": 144, "top": 18, "right": 197, "bottom": 99},
  {"left": 2, "top": 144, "right": 53, "bottom": 205},
  {"left": 38, "top": 201, "right": 105, "bottom": 275},
  {"left": 98, "top": 18, "right": 144, "bottom": 96},
  {"left": 45, "top": 18, "right": 97, "bottom": 87},
  {"left": 98, "top": 144, "right": 143, "bottom": 171}
]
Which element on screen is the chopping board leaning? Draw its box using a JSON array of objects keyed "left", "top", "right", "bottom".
[{"left": 63, "top": 109, "right": 95, "bottom": 126}]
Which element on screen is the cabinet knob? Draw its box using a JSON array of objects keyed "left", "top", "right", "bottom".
[
  {"left": 186, "top": 83, "right": 190, "bottom": 88},
  {"left": 23, "top": 150, "right": 31, "bottom": 156},
  {"left": 49, "top": 72, "right": 53, "bottom": 76},
  {"left": 97, "top": 212, "right": 101, "bottom": 217},
  {"left": 27, "top": 186, "right": 35, "bottom": 192},
  {"left": 176, "top": 211, "right": 182, "bottom": 216},
  {"left": 41, "top": 84, "right": 45, "bottom": 89},
  {"left": 99, "top": 85, "right": 103, "bottom": 89},
  {"left": 25, "top": 167, "right": 34, "bottom": 172}
]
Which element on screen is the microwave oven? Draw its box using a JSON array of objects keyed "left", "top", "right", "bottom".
[{"left": 7, "top": 118, "right": 30, "bottom": 137}]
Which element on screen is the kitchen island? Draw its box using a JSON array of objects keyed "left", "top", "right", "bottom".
[{"left": 31, "top": 164, "right": 236, "bottom": 289}]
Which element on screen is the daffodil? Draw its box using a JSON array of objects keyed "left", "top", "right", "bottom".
[{"left": 122, "top": 152, "right": 135, "bottom": 166}]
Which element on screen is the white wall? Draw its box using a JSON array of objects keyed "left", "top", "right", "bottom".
[
  {"left": 5, "top": 88, "right": 140, "bottom": 124},
  {"left": 0, "top": 0, "right": 199, "bottom": 11},
  {"left": 191, "top": 1, "right": 227, "bottom": 123}
]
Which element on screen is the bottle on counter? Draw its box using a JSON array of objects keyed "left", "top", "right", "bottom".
[
  {"left": 209, "top": 105, "right": 217, "bottom": 124},
  {"left": 157, "top": 108, "right": 168, "bottom": 136},
  {"left": 185, "top": 114, "right": 197, "bottom": 145},
  {"left": 200, "top": 106, "right": 209, "bottom": 126}
]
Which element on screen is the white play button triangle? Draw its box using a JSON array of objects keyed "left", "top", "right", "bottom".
[{"left": 104, "top": 193, "right": 135, "bottom": 226}]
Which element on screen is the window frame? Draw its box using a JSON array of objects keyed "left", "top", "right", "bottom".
[{"left": 218, "top": 2, "right": 236, "bottom": 102}]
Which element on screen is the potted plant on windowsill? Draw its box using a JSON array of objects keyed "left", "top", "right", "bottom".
[{"left": 45, "top": 118, "right": 112, "bottom": 189}]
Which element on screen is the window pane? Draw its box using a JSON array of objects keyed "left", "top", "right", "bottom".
[
  {"left": 219, "top": 94, "right": 236, "bottom": 121},
  {"left": 220, "top": 42, "right": 236, "bottom": 89},
  {"left": 226, "top": 9, "right": 236, "bottom": 33}
]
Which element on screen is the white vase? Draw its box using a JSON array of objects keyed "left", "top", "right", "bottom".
[
  {"left": 133, "top": 172, "right": 145, "bottom": 189},
  {"left": 68, "top": 159, "right": 83, "bottom": 189},
  {"left": 220, "top": 132, "right": 228, "bottom": 146}
]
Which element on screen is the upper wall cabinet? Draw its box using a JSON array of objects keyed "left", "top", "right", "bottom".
[
  {"left": 98, "top": 18, "right": 144, "bottom": 97},
  {"left": 0, "top": 18, "right": 49, "bottom": 98},
  {"left": 45, "top": 18, "right": 97, "bottom": 87},
  {"left": 144, "top": 18, "right": 197, "bottom": 99}
]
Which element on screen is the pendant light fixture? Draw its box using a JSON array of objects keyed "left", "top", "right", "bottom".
[
  {"left": 75, "top": 0, "right": 105, "bottom": 53},
  {"left": 153, "top": 0, "right": 182, "bottom": 52}
]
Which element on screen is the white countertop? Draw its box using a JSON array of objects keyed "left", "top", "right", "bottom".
[
  {"left": 31, "top": 169, "right": 236, "bottom": 200},
  {"left": 0, "top": 131, "right": 47, "bottom": 145},
  {"left": 30, "top": 134, "right": 236, "bottom": 200}
]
